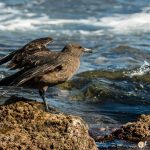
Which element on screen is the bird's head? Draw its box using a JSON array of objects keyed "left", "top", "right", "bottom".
[{"left": 62, "top": 43, "right": 92, "bottom": 57}]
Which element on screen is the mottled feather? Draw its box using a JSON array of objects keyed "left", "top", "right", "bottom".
[{"left": 0, "top": 37, "right": 53, "bottom": 69}]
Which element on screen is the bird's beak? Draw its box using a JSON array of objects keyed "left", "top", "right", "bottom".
[
  {"left": 83, "top": 48, "right": 92, "bottom": 53},
  {"left": 50, "top": 39, "right": 54, "bottom": 43}
]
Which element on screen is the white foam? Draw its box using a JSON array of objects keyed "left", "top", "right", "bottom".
[
  {"left": 99, "top": 12, "right": 150, "bottom": 34},
  {"left": 125, "top": 61, "right": 150, "bottom": 77},
  {"left": 0, "top": 7, "right": 99, "bottom": 32},
  {"left": 0, "top": 2, "right": 150, "bottom": 35},
  {"left": 97, "top": 6, "right": 150, "bottom": 34},
  {"left": 0, "top": 3, "right": 99, "bottom": 32}
]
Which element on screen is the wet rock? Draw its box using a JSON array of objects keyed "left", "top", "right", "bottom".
[
  {"left": 58, "top": 78, "right": 115, "bottom": 101},
  {"left": 112, "top": 45, "right": 140, "bottom": 53},
  {"left": 98, "top": 114, "right": 150, "bottom": 142},
  {"left": 57, "top": 69, "right": 150, "bottom": 102},
  {"left": 59, "top": 69, "right": 150, "bottom": 91},
  {"left": 112, "top": 114, "right": 150, "bottom": 142},
  {"left": 112, "top": 45, "right": 150, "bottom": 60},
  {"left": 58, "top": 70, "right": 123, "bottom": 101},
  {"left": 77, "top": 70, "right": 150, "bottom": 84},
  {"left": 77, "top": 70, "right": 125, "bottom": 80},
  {"left": 0, "top": 99, "right": 98, "bottom": 150}
]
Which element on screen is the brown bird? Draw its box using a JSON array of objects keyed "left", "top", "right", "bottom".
[
  {"left": 0, "top": 37, "right": 53, "bottom": 69},
  {"left": 0, "top": 38, "right": 92, "bottom": 111}
]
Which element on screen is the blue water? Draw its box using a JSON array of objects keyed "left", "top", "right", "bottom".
[{"left": 0, "top": 0, "right": 150, "bottom": 149}]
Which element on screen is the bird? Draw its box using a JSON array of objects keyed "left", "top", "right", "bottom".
[
  {"left": 0, "top": 37, "right": 92, "bottom": 111},
  {"left": 0, "top": 37, "right": 53, "bottom": 69}
]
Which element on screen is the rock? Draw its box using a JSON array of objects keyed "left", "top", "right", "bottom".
[
  {"left": 0, "top": 99, "right": 98, "bottom": 150},
  {"left": 112, "top": 45, "right": 139, "bottom": 53},
  {"left": 57, "top": 70, "right": 150, "bottom": 102},
  {"left": 111, "top": 45, "right": 150, "bottom": 61},
  {"left": 77, "top": 70, "right": 150, "bottom": 84},
  {"left": 111, "top": 114, "right": 150, "bottom": 142},
  {"left": 98, "top": 114, "right": 150, "bottom": 142}
]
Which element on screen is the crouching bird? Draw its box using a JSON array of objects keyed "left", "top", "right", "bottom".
[{"left": 0, "top": 37, "right": 92, "bottom": 111}]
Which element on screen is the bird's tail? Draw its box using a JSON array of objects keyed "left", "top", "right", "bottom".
[
  {"left": 0, "top": 75, "right": 15, "bottom": 86},
  {"left": 0, "top": 51, "right": 16, "bottom": 66},
  {"left": 0, "top": 71, "right": 23, "bottom": 96},
  {"left": 0, "top": 70, "right": 24, "bottom": 86},
  {"left": 0, "top": 76, "right": 13, "bottom": 96}
]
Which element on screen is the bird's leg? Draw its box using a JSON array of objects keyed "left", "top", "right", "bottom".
[{"left": 39, "top": 88, "right": 49, "bottom": 112}]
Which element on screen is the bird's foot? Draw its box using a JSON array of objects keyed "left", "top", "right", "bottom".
[{"left": 44, "top": 103, "right": 60, "bottom": 114}]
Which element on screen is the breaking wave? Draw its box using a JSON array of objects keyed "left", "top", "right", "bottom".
[
  {"left": 0, "top": 2, "right": 150, "bottom": 36},
  {"left": 124, "top": 61, "right": 150, "bottom": 77}
]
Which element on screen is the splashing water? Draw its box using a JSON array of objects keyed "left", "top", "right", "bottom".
[{"left": 124, "top": 61, "right": 150, "bottom": 78}]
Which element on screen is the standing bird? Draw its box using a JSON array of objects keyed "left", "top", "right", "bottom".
[{"left": 0, "top": 38, "right": 92, "bottom": 111}]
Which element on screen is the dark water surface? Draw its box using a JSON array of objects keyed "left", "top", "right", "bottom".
[{"left": 0, "top": 0, "right": 150, "bottom": 149}]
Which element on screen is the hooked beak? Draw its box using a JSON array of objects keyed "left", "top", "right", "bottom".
[{"left": 83, "top": 48, "right": 92, "bottom": 53}]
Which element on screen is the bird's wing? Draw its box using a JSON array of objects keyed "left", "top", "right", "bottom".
[
  {"left": 22, "top": 37, "right": 53, "bottom": 51},
  {"left": 10, "top": 58, "right": 63, "bottom": 87},
  {"left": 10, "top": 51, "right": 57, "bottom": 70},
  {"left": 10, "top": 37, "right": 53, "bottom": 65},
  {"left": 0, "top": 37, "right": 53, "bottom": 68}
]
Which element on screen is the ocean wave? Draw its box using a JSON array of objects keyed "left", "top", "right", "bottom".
[
  {"left": 124, "top": 61, "right": 150, "bottom": 77},
  {"left": 0, "top": 2, "right": 150, "bottom": 35},
  {"left": 100, "top": 11, "right": 150, "bottom": 34},
  {"left": 0, "top": 2, "right": 99, "bottom": 32}
]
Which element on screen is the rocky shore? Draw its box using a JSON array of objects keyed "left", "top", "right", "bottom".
[
  {"left": 0, "top": 68, "right": 149, "bottom": 149},
  {"left": 0, "top": 97, "right": 98, "bottom": 150},
  {"left": 91, "top": 114, "right": 150, "bottom": 150},
  {"left": 111, "top": 114, "right": 150, "bottom": 142},
  {"left": 0, "top": 96, "right": 150, "bottom": 150}
]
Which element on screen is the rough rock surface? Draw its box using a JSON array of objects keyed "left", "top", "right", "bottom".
[
  {"left": 96, "top": 114, "right": 150, "bottom": 143},
  {"left": 0, "top": 99, "right": 98, "bottom": 150},
  {"left": 112, "top": 114, "right": 150, "bottom": 142}
]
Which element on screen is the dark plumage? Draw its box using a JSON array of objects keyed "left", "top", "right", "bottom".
[
  {"left": 0, "top": 37, "right": 53, "bottom": 69},
  {"left": 0, "top": 37, "right": 92, "bottom": 111}
]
